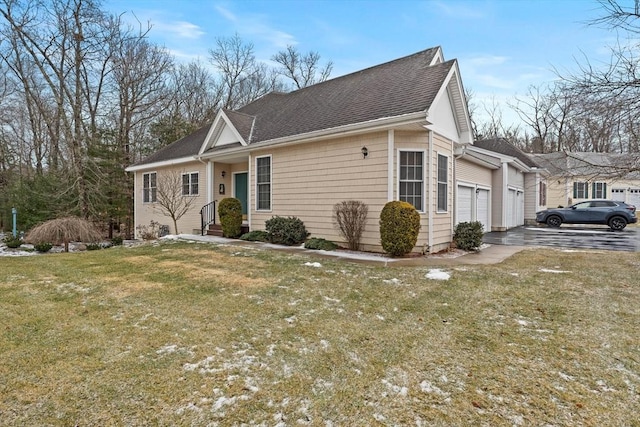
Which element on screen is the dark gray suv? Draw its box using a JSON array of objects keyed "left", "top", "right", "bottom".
[{"left": 536, "top": 200, "right": 638, "bottom": 230}]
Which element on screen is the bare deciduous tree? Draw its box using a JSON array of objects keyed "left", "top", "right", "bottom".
[
  {"left": 153, "top": 170, "right": 197, "bottom": 234},
  {"left": 272, "top": 45, "right": 333, "bottom": 90}
]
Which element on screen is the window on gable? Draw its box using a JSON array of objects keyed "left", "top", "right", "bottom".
[
  {"left": 256, "top": 156, "right": 271, "bottom": 211},
  {"left": 143, "top": 172, "right": 157, "bottom": 203},
  {"left": 592, "top": 182, "right": 606, "bottom": 199},
  {"left": 437, "top": 154, "right": 448, "bottom": 212},
  {"left": 182, "top": 172, "right": 199, "bottom": 196},
  {"left": 573, "top": 181, "right": 588, "bottom": 199},
  {"left": 399, "top": 151, "right": 424, "bottom": 211}
]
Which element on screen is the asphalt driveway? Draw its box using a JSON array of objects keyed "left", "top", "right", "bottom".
[{"left": 483, "top": 225, "right": 640, "bottom": 252}]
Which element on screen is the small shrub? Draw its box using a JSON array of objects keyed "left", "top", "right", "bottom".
[
  {"left": 453, "top": 221, "right": 484, "bottom": 251},
  {"left": 265, "top": 216, "right": 309, "bottom": 246},
  {"left": 218, "top": 198, "right": 243, "bottom": 238},
  {"left": 137, "top": 220, "right": 160, "bottom": 240},
  {"left": 33, "top": 242, "right": 53, "bottom": 253},
  {"left": 333, "top": 200, "right": 368, "bottom": 251},
  {"left": 3, "top": 235, "right": 23, "bottom": 248},
  {"left": 86, "top": 242, "right": 104, "bottom": 251},
  {"left": 379, "top": 201, "right": 421, "bottom": 256},
  {"left": 304, "top": 237, "right": 338, "bottom": 251},
  {"left": 240, "top": 230, "right": 270, "bottom": 242},
  {"left": 111, "top": 236, "right": 124, "bottom": 246}
]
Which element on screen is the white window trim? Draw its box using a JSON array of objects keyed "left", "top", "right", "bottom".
[
  {"left": 397, "top": 149, "right": 426, "bottom": 213},
  {"left": 142, "top": 171, "right": 157, "bottom": 204},
  {"left": 255, "top": 155, "right": 272, "bottom": 212},
  {"left": 181, "top": 171, "right": 199, "bottom": 196},
  {"left": 436, "top": 152, "right": 449, "bottom": 213},
  {"left": 593, "top": 181, "right": 606, "bottom": 199}
]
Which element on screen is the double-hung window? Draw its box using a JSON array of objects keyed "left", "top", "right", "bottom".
[
  {"left": 182, "top": 172, "right": 199, "bottom": 196},
  {"left": 399, "top": 151, "right": 424, "bottom": 211},
  {"left": 573, "top": 181, "right": 588, "bottom": 199},
  {"left": 437, "top": 154, "right": 448, "bottom": 212},
  {"left": 256, "top": 156, "right": 271, "bottom": 210},
  {"left": 143, "top": 172, "right": 157, "bottom": 203},
  {"left": 592, "top": 182, "right": 606, "bottom": 199}
]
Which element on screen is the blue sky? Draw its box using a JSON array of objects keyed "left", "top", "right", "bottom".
[{"left": 104, "top": 0, "right": 623, "bottom": 126}]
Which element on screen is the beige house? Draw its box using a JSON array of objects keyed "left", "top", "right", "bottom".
[
  {"left": 127, "top": 47, "right": 483, "bottom": 253},
  {"left": 531, "top": 152, "right": 640, "bottom": 209},
  {"left": 455, "top": 138, "right": 547, "bottom": 230}
]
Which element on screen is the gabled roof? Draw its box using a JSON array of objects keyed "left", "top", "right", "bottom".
[
  {"left": 474, "top": 138, "right": 541, "bottom": 169},
  {"left": 530, "top": 152, "right": 640, "bottom": 179},
  {"left": 132, "top": 123, "right": 211, "bottom": 168},
  {"left": 130, "top": 46, "right": 471, "bottom": 169}
]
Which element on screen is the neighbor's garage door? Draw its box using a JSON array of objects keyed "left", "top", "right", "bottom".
[
  {"left": 457, "top": 185, "right": 473, "bottom": 224},
  {"left": 476, "top": 188, "right": 490, "bottom": 232},
  {"left": 629, "top": 189, "right": 640, "bottom": 207}
]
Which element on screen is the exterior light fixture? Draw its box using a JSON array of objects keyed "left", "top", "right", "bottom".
[
  {"left": 361, "top": 146, "right": 369, "bottom": 158},
  {"left": 476, "top": 187, "right": 480, "bottom": 194},
  {"left": 221, "top": 171, "right": 226, "bottom": 178}
]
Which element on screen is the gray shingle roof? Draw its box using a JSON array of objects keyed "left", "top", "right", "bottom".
[
  {"left": 133, "top": 47, "right": 453, "bottom": 166},
  {"left": 531, "top": 152, "right": 640, "bottom": 178},
  {"left": 474, "top": 138, "right": 541, "bottom": 168}
]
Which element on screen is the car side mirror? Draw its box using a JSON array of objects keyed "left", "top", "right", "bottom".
[{"left": 571, "top": 206, "right": 577, "bottom": 210}]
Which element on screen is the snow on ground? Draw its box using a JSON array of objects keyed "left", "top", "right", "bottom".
[{"left": 426, "top": 269, "right": 451, "bottom": 280}]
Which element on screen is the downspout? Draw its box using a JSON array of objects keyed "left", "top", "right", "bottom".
[
  {"left": 387, "top": 130, "right": 394, "bottom": 201},
  {"left": 502, "top": 161, "right": 509, "bottom": 229},
  {"left": 427, "top": 130, "right": 433, "bottom": 252}
]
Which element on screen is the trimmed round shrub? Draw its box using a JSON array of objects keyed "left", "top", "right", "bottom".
[
  {"left": 33, "top": 242, "right": 53, "bottom": 253},
  {"left": 265, "top": 216, "right": 309, "bottom": 246},
  {"left": 304, "top": 237, "right": 338, "bottom": 251},
  {"left": 379, "top": 201, "right": 421, "bottom": 256},
  {"left": 218, "top": 198, "right": 243, "bottom": 238},
  {"left": 240, "top": 230, "right": 270, "bottom": 242},
  {"left": 453, "top": 221, "right": 484, "bottom": 251}
]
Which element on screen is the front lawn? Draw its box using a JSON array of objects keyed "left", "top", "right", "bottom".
[{"left": 1, "top": 241, "right": 638, "bottom": 425}]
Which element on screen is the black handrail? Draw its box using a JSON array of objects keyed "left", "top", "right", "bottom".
[{"left": 200, "top": 200, "right": 216, "bottom": 235}]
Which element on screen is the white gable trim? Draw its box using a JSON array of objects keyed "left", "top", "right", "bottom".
[
  {"left": 427, "top": 61, "right": 473, "bottom": 144},
  {"left": 430, "top": 47, "right": 444, "bottom": 65},
  {"left": 199, "top": 110, "right": 247, "bottom": 155},
  {"left": 125, "top": 156, "right": 198, "bottom": 172}
]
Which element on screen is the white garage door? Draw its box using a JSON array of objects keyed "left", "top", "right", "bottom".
[
  {"left": 611, "top": 188, "right": 626, "bottom": 202},
  {"left": 476, "top": 189, "right": 490, "bottom": 232},
  {"left": 457, "top": 185, "right": 473, "bottom": 224},
  {"left": 507, "top": 189, "right": 524, "bottom": 228},
  {"left": 629, "top": 189, "right": 640, "bottom": 207}
]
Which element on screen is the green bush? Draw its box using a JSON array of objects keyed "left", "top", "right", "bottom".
[
  {"left": 239, "top": 230, "right": 270, "bottom": 242},
  {"left": 33, "top": 242, "right": 53, "bottom": 253},
  {"left": 379, "top": 201, "right": 421, "bottom": 256},
  {"left": 218, "top": 198, "right": 243, "bottom": 238},
  {"left": 453, "top": 221, "right": 484, "bottom": 251},
  {"left": 86, "top": 242, "right": 104, "bottom": 251},
  {"left": 111, "top": 236, "right": 124, "bottom": 246},
  {"left": 3, "top": 235, "right": 23, "bottom": 248},
  {"left": 265, "top": 216, "right": 309, "bottom": 246},
  {"left": 304, "top": 237, "right": 339, "bottom": 251}
]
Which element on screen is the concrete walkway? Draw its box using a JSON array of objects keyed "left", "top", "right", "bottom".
[{"left": 168, "top": 234, "right": 527, "bottom": 266}]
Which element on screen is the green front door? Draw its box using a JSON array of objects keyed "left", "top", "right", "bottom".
[{"left": 234, "top": 173, "right": 248, "bottom": 216}]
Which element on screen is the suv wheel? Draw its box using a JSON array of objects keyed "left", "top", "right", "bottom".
[
  {"left": 546, "top": 215, "right": 562, "bottom": 228},
  {"left": 608, "top": 216, "right": 627, "bottom": 231}
]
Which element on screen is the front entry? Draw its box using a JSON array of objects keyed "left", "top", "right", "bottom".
[{"left": 234, "top": 172, "right": 248, "bottom": 216}]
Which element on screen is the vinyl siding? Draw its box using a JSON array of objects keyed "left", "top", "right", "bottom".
[
  {"left": 250, "top": 132, "right": 390, "bottom": 252},
  {"left": 455, "top": 158, "right": 492, "bottom": 186},
  {"left": 133, "top": 161, "right": 207, "bottom": 237},
  {"left": 430, "top": 134, "right": 454, "bottom": 252}
]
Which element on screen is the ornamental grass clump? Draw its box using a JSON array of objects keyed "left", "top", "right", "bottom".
[{"left": 379, "top": 201, "right": 421, "bottom": 256}]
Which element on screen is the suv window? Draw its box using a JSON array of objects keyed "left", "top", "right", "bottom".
[{"left": 591, "top": 201, "right": 615, "bottom": 207}]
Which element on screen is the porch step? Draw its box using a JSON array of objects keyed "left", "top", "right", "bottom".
[{"left": 206, "top": 224, "right": 250, "bottom": 237}]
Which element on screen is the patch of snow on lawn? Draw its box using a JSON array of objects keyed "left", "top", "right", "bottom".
[
  {"left": 539, "top": 268, "right": 571, "bottom": 274},
  {"left": 426, "top": 269, "right": 451, "bottom": 280},
  {"left": 304, "top": 262, "right": 322, "bottom": 268},
  {"left": 383, "top": 278, "right": 401, "bottom": 285}
]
